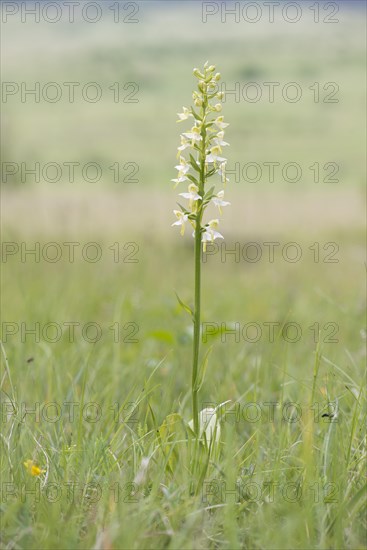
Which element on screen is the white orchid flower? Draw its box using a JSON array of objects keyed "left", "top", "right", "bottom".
[
  {"left": 212, "top": 190, "right": 230, "bottom": 214},
  {"left": 212, "top": 131, "right": 229, "bottom": 149},
  {"left": 214, "top": 116, "right": 229, "bottom": 130},
  {"left": 179, "top": 183, "right": 201, "bottom": 201},
  {"left": 177, "top": 136, "right": 191, "bottom": 157},
  {"left": 175, "top": 156, "right": 190, "bottom": 178},
  {"left": 177, "top": 106, "right": 192, "bottom": 122},
  {"left": 182, "top": 126, "right": 202, "bottom": 146},
  {"left": 201, "top": 219, "right": 224, "bottom": 252},
  {"left": 206, "top": 146, "right": 227, "bottom": 165},
  {"left": 179, "top": 183, "right": 201, "bottom": 211},
  {"left": 172, "top": 210, "right": 189, "bottom": 236}
]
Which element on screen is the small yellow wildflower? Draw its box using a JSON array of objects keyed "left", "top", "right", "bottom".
[{"left": 23, "top": 459, "right": 45, "bottom": 476}]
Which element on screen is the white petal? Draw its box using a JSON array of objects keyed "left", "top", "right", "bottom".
[
  {"left": 206, "top": 154, "right": 227, "bottom": 163},
  {"left": 189, "top": 408, "right": 220, "bottom": 443}
]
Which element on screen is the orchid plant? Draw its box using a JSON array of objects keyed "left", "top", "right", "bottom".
[{"left": 172, "top": 62, "right": 230, "bottom": 439}]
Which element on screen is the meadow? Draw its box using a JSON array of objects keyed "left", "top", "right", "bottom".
[{"left": 1, "top": 2, "right": 366, "bottom": 549}]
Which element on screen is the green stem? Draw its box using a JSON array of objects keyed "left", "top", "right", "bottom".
[
  {"left": 192, "top": 99, "right": 207, "bottom": 437},
  {"left": 191, "top": 218, "right": 201, "bottom": 436}
]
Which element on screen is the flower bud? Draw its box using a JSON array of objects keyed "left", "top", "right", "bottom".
[
  {"left": 194, "top": 98, "right": 203, "bottom": 107},
  {"left": 208, "top": 65, "right": 216, "bottom": 72},
  {"left": 214, "top": 73, "right": 221, "bottom": 81},
  {"left": 214, "top": 103, "right": 222, "bottom": 112},
  {"left": 217, "top": 92, "right": 224, "bottom": 100},
  {"left": 193, "top": 68, "right": 204, "bottom": 79}
]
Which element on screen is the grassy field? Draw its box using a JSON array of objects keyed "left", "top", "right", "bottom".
[{"left": 1, "top": 2, "right": 366, "bottom": 549}]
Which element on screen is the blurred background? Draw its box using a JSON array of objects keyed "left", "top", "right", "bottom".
[{"left": 1, "top": 0, "right": 365, "bottom": 238}]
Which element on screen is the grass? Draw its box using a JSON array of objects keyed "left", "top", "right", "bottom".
[
  {"left": 1, "top": 224, "right": 366, "bottom": 549},
  {"left": 1, "top": 2, "right": 366, "bottom": 548}
]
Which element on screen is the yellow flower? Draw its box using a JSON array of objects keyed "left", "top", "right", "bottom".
[{"left": 23, "top": 459, "right": 45, "bottom": 476}]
